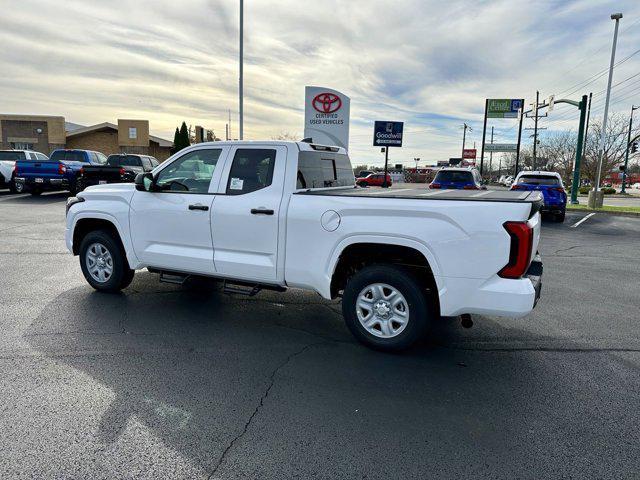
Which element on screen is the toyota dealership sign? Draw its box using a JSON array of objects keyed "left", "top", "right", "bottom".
[{"left": 304, "top": 86, "right": 350, "bottom": 150}]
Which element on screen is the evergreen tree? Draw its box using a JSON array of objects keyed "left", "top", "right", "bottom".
[
  {"left": 179, "top": 122, "right": 190, "bottom": 151},
  {"left": 172, "top": 127, "right": 180, "bottom": 153}
]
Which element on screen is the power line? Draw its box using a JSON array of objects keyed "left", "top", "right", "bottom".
[{"left": 557, "top": 48, "right": 640, "bottom": 98}]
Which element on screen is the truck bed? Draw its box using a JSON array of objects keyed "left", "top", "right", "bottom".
[{"left": 299, "top": 186, "right": 544, "bottom": 204}]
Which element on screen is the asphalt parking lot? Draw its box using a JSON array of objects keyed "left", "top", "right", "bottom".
[{"left": 1, "top": 190, "right": 639, "bottom": 479}]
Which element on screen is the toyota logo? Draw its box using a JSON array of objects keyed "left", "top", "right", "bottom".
[{"left": 312, "top": 93, "right": 342, "bottom": 113}]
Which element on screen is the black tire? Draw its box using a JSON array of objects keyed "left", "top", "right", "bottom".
[
  {"left": 79, "top": 230, "right": 135, "bottom": 292},
  {"left": 556, "top": 210, "right": 565, "bottom": 223},
  {"left": 358, "top": 181, "right": 368, "bottom": 188},
  {"left": 69, "top": 179, "right": 79, "bottom": 196},
  {"left": 9, "top": 179, "right": 19, "bottom": 194},
  {"left": 30, "top": 189, "right": 42, "bottom": 196},
  {"left": 342, "top": 264, "right": 431, "bottom": 352}
]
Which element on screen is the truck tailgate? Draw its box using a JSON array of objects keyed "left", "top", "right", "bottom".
[{"left": 16, "top": 160, "right": 60, "bottom": 179}]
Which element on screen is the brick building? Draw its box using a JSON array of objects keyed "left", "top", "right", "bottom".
[
  {"left": 0, "top": 114, "right": 66, "bottom": 153},
  {"left": 0, "top": 114, "right": 173, "bottom": 160},
  {"left": 66, "top": 120, "right": 173, "bottom": 160}
]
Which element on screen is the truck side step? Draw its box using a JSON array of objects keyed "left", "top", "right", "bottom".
[
  {"left": 159, "top": 272, "right": 191, "bottom": 285},
  {"left": 222, "top": 280, "right": 262, "bottom": 296}
]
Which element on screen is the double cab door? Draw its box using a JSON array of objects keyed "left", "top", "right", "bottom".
[{"left": 129, "top": 145, "right": 287, "bottom": 282}]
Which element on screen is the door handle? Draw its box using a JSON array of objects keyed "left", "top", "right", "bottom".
[
  {"left": 251, "top": 208, "right": 274, "bottom": 215},
  {"left": 188, "top": 204, "right": 209, "bottom": 211}
]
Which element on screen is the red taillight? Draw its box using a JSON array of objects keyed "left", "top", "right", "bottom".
[
  {"left": 552, "top": 187, "right": 565, "bottom": 193},
  {"left": 463, "top": 185, "right": 479, "bottom": 190},
  {"left": 13, "top": 165, "right": 18, "bottom": 176},
  {"left": 429, "top": 183, "right": 441, "bottom": 189},
  {"left": 119, "top": 167, "right": 126, "bottom": 176},
  {"left": 498, "top": 221, "right": 533, "bottom": 279},
  {"left": 511, "top": 184, "right": 523, "bottom": 190},
  {"left": 79, "top": 167, "right": 84, "bottom": 175},
  {"left": 58, "top": 164, "right": 66, "bottom": 175}
]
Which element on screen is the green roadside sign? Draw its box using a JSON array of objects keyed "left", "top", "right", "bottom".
[{"left": 487, "top": 99, "right": 523, "bottom": 118}]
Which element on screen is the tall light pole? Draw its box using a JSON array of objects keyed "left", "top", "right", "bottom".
[
  {"left": 594, "top": 12, "right": 622, "bottom": 197},
  {"left": 239, "top": 0, "right": 244, "bottom": 140}
]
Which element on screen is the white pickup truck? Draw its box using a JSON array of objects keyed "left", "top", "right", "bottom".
[{"left": 65, "top": 141, "right": 543, "bottom": 351}]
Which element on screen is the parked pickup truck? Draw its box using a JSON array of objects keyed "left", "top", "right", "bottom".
[
  {"left": 0, "top": 150, "right": 49, "bottom": 193},
  {"left": 65, "top": 141, "right": 543, "bottom": 351},
  {"left": 80, "top": 154, "right": 159, "bottom": 190},
  {"left": 15, "top": 149, "right": 108, "bottom": 195}
]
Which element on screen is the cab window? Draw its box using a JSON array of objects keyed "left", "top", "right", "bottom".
[
  {"left": 226, "top": 149, "right": 276, "bottom": 195},
  {"left": 155, "top": 149, "right": 222, "bottom": 193}
]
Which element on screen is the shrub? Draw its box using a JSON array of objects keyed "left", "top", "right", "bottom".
[
  {"left": 579, "top": 186, "right": 590, "bottom": 195},
  {"left": 602, "top": 187, "right": 616, "bottom": 195}
]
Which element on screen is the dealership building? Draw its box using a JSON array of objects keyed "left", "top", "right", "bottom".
[{"left": 0, "top": 114, "right": 173, "bottom": 160}]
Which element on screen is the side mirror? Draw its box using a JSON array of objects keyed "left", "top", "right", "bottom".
[{"left": 135, "top": 172, "right": 155, "bottom": 192}]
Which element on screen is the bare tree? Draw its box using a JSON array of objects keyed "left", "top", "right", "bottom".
[
  {"left": 271, "top": 131, "right": 300, "bottom": 141},
  {"left": 538, "top": 131, "right": 577, "bottom": 184},
  {"left": 582, "top": 113, "right": 639, "bottom": 184}
]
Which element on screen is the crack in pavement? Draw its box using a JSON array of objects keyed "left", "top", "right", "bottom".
[{"left": 206, "top": 342, "right": 325, "bottom": 480}]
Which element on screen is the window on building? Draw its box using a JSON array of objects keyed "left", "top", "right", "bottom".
[
  {"left": 129, "top": 127, "right": 137, "bottom": 139},
  {"left": 10, "top": 142, "right": 34, "bottom": 150}
]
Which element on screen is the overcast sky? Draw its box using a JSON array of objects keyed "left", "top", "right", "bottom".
[{"left": 1, "top": 0, "right": 639, "bottom": 165}]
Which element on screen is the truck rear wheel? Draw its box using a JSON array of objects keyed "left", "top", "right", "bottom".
[
  {"left": 79, "top": 230, "right": 134, "bottom": 292},
  {"left": 342, "top": 265, "right": 431, "bottom": 352}
]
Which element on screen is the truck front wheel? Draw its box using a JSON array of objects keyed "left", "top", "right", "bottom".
[
  {"left": 79, "top": 230, "right": 134, "bottom": 292},
  {"left": 342, "top": 265, "right": 431, "bottom": 352}
]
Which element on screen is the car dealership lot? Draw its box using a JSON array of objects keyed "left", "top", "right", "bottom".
[{"left": 1, "top": 191, "right": 639, "bottom": 479}]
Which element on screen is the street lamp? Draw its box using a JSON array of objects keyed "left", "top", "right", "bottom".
[
  {"left": 592, "top": 12, "right": 622, "bottom": 206},
  {"left": 239, "top": 0, "right": 244, "bottom": 140}
]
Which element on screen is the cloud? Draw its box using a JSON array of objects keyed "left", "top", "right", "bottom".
[{"left": 1, "top": 0, "right": 639, "bottom": 165}]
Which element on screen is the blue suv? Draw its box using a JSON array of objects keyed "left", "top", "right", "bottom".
[
  {"left": 429, "top": 167, "right": 485, "bottom": 190},
  {"left": 512, "top": 171, "right": 567, "bottom": 222}
]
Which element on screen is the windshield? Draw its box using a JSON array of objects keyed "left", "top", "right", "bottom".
[
  {"left": 0, "top": 151, "right": 26, "bottom": 161},
  {"left": 518, "top": 175, "right": 561, "bottom": 186},
  {"left": 434, "top": 170, "right": 473, "bottom": 183},
  {"left": 50, "top": 151, "right": 85, "bottom": 162},
  {"left": 107, "top": 155, "right": 142, "bottom": 167}
]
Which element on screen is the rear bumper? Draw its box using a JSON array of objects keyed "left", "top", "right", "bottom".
[
  {"left": 438, "top": 254, "right": 543, "bottom": 318},
  {"left": 540, "top": 204, "right": 565, "bottom": 214},
  {"left": 15, "top": 176, "right": 69, "bottom": 190}
]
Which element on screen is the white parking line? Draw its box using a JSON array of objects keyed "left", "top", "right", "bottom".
[
  {"left": 419, "top": 189, "right": 448, "bottom": 197},
  {"left": 368, "top": 188, "right": 413, "bottom": 195},
  {"left": 0, "top": 194, "right": 29, "bottom": 202},
  {"left": 571, "top": 212, "right": 596, "bottom": 228}
]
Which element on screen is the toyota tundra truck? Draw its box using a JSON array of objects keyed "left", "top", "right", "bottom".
[{"left": 65, "top": 141, "right": 543, "bottom": 351}]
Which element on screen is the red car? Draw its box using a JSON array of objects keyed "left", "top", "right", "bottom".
[{"left": 357, "top": 173, "right": 392, "bottom": 187}]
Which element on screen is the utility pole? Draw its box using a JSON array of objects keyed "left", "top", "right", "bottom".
[
  {"left": 461, "top": 123, "right": 471, "bottom": 158},
  {"left": 622, "top": 105, "right": 639, "bottom": 194},
  {"left": 532, "top": 91, "right": 539, "bottom": 169},
  {"left": 525, "top": 92, "right": 547, "bottom": 171},
  {"left": 594, "top": 12, "right": 622, "bottom": 200},
  {"left": 239, "top": 0, "right": 244, "bottom": 140}
]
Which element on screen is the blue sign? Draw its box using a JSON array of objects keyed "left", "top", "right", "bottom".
[{"left": 373, "top": 121, "right": 404, "bottom": 147}]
